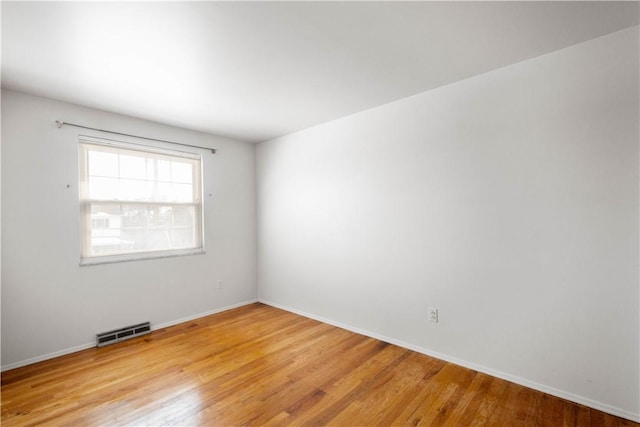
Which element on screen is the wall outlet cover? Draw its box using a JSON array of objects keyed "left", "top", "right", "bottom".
[{"left": 428, "top": 307, "right": 438, "bottom": 323}]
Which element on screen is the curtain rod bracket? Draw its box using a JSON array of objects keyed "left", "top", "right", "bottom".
[{"left": 55, "top": 120, "right": 217, "bottom": 154}]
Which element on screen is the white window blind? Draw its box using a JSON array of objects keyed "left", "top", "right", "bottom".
[{"left": 78, "top": 136, "right": 204, "bottom": 265}]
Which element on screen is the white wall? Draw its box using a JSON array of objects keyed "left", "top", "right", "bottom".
[
  {"left": 256, "top": 26, "right": 639, "bottom": 420},
  {"left": 1, "top": 90, "right": 257, "bottom": 369}
]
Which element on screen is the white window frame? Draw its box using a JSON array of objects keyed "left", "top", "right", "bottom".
[{"left": 78, "top": 135, "right": 205, "bottom": 265}]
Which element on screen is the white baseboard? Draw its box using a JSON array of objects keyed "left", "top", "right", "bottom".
[
  {"left": 259, "top": 298, "right": 640, "bottom": 423},
  {"left": 153, "top": 299, "right": 258, "bottom": 330},
  {"left": 1, "top": 342, "right": 97, "bottom": 373},
  {"left": 1, "top": 299, "right": 258, "bottom": 373}
]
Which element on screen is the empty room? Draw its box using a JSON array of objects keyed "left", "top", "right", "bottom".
[{"left": 1, "top": 1, "right": 639, "bottom": 426}]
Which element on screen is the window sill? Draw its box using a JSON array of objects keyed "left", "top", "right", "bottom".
[{"left": 80, "top": 248, "right": 205, "bottom": 266}]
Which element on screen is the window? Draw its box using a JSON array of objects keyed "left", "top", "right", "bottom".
[{"left": 78, "top": 136, "right": 204, "bottom": 265}]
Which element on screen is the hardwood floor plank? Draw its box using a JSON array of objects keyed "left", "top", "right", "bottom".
[
  {"left": 370, "top": 356, "right": 448, "bottom": 426},
  {"left": 405, "top": 364, "right": 475, "bottom": 426},
  {"left": 1, "top": 303, "right": 637, "bottom": 427},
  {"left": 297, "top": 348, "right": 413, "bottom": 426},
  {"left": 487, "top": 381, "right": 526, "bottom": 426},
  {"left": 428, "top": 367, "right": 479, "bottom": 426},
  {"left": 445, "top": 372, "right": 496, "bottom": 427},
  {"left": 536, "top": 393, "right": 565, "bottom": 427},
  {"left": 577, "top": 404, "right": 592, "bottom": 426},
  {"left": 272, "top": 342, "right": 405, "bottom": 426},
  {"left": 437, "top": 371, "right": 487, "bottom": 427},
  {"left": 329, "top": 352, "right": 440, "bottom": 426}
]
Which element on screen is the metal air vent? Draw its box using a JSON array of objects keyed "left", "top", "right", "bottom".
[{"left": 96, "top": 322, "right": 151, "bottom": 347}]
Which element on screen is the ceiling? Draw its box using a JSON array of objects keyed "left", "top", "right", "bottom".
[{"left": 2, "top": 2, "right": 638, "bottom": 143}]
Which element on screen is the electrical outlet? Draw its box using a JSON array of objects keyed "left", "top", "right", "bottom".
[{"left": 428, "top": 307, "right": 438, "bottom": 323}]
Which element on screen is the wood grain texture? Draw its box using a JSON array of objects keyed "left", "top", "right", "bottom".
[{"left": 1, "top": 303, "right": 637, "bottom": 426}]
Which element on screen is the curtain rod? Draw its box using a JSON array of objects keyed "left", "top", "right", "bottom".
[{"left": 55, "top": 120, "right": 217, "bottom": 154}]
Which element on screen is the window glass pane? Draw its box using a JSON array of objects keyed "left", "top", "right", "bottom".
[
  {"left": 88, "top": 203, "right": 198, "bottom": 254},
  {"left": 119, "top": 154, "right": 146, "bottom": 179},
  {"left": 157, "top": 160, "right": 171, "bottom": 182},
  {"left": 172, "top": 205, "right": 195, "bottom": 227},
  {"left": 89, "top": 177, "right": 119, "bottom": 200},
  {"left": 119, "top": 179, "right": 149, "bottom": 201},
  {"left": 90, "top": 204, "right": 125, "bottom": 255},
  {"left": 153, "top": 206, "right": 173, "bottom": 227},
  {"left": 152, "top": 182, "right": 169, "bottom": 202},
  {"left": 88, "top": 151, "right": 118, "bottom": 177},
  {"left": 146, "top": 158, "right": 156, "bottom": 181},
  {"left": 121, "top": 205, "right": 148, "bottom": 228},
  {"left": 171, "top": 228, "right": 194, "bottom": 248},
  {"left": 173, "top": 183, "right": 193, "bottom": 203},
  {"left": 171, "top": 161, "right": 193, "bottom": 184}
]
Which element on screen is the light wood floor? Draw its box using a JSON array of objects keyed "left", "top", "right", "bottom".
[{"left": 1, "top": 303, "right": 637, "bottom": 426}]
